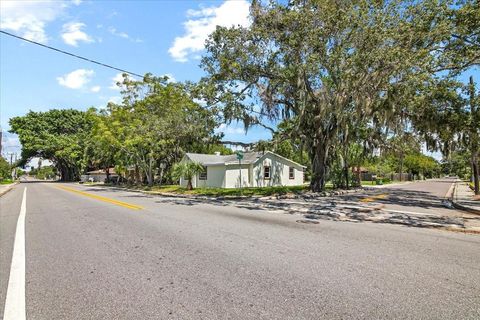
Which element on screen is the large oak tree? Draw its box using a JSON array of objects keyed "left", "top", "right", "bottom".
[{"left": 198, "top": 0, "right": 477, "bottom": 191}]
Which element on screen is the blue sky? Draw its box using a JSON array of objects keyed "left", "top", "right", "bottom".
[
  {"left": 0, "top": 0, "right": 478, "bottom": 161},
  {"left": 0, "top": 0, "right": 268, "bottom": 157}
]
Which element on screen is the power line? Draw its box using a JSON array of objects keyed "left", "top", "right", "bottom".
[{"left": 0, "top": 30, "right": 144, "bottom": 78}]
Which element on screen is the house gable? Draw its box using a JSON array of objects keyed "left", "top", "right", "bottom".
[{"left": 253, "top": 151, "right": 306, "bottom": 170}]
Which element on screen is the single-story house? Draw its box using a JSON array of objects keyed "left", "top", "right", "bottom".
[{"left": 179, "top": 151, "right": 305, "bottom": 189}]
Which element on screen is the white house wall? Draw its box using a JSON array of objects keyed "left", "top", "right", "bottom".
[
  {"left": 224, "top": 165, "right": 250, "bottom": 188},
  {"left": 252, "top": 153, "right": 304, "bottom": 187},
  {"left": 195, "top": 165, "right": 225, "bottom": 188}
]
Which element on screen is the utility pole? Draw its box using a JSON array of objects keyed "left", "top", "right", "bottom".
[
  {"left": 8, "top": 152, "right": 14, "bottom": 180},
  {"left": 14, "top": 153, "right": 17, "bottom": 180}
]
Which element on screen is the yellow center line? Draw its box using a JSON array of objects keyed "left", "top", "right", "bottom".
[
  {"left": 56, "top": 185, "right": 144, "bottom": 210},
  {"left": 360, "top": 193, "right": 388, "bottom": 203}
]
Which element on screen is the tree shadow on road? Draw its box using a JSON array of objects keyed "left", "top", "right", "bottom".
[
  {"left": 340, "top": 189, "right": 448, "bottom": 210},
  {"left": 75, "top": 184, "right": 476, "bottom": 232},
  {"left": 152, "top": 196, "right": 474, "bottom": 232}
]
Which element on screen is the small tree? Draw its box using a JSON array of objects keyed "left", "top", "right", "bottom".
[
  {"left": 0, "top": 157, "right": 11, "bottom": 181},
  {"left": 171, "top": 162, "right": 204, "bottom": 190}
]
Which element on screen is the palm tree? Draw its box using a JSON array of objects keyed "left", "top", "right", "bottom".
[{"left": 171, "top": 161, "right": 204, "bottom": 190}]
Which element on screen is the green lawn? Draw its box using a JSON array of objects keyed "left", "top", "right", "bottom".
[
  {"left": 0, "top": 179, "right": 14, "bottom": 185},
  {"left": 146, "top": 184, "right": 311, "bottom": 197},
  {"left": 92, "top": 182, "right": 314, "bottom": 197},
  {"left": 88, "top": 181, "right": 346, "bottom": 197}
]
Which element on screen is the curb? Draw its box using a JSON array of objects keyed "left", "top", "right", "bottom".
[
  {"left": 451, "top": 182, "right": 480, "bottom": 215},
  {"left": 0, "top": 182, "right": 19, "bottom": 197},
  {"left": 81, "top": 184, "right": 368, "bottom": 201},
  {"left": 452, "top": 201, "right": 480, "bottom": 215}
]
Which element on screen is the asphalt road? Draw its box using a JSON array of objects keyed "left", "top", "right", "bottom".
[
  {"left": 353, "top": 178, "right": 462, "bottom": 217},
  {"left": 1, "top": 181, "right": 479, "bottom": 319}
]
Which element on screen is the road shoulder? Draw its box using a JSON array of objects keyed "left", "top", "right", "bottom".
[{"left": 0, "top": 182, "right": 19, "bottom": 197}]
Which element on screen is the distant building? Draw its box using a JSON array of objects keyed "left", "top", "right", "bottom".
[
  {"left": 81, "top": 168, "right": 118, "bottom": 182},
  {"left": 179, "top": 151, "right": 305, "bottom": 188}
]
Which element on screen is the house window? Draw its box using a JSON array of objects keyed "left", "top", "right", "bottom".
[
  {"left": 199, "top": 166, "right": 207, "bottom": 180},
  {"left": 264, "top": 166, "right": 271, "bottom": 179},
  {"left": 289, "top": 167, "right": 295, "bottom": 179}
]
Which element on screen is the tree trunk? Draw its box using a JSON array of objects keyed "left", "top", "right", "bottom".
[
  {"left": 146, "top": 169, "right": 153, "bottom": 187},
  {"left": 399, "top": 152, "right": 404, "bottom": 182},
  {"left": 187, "top": 179, "right": 193, "bottom": 190},
  {"left": 472, "top": 153, "right": 479, "bottom": 195},
  {"left": 134, "top": 165, "right": 141, "bottom": 185},
  {"left": 105, "top": 167, "right": 110, "bottom": 183},
  {"left": 356, "top": 166, "right": 362, "bottom": 186},
  {"left": 310, "top": 142, "right": 328, "bottom": 192},
  {"left": 344, "top": 158, "right": 349, "bottom": 190},
  {"left": 158, "top": 166, "right": 164, "bottom": 187},
  {"left": 145, "top": 156, "right": 154, "bottom": 187}
]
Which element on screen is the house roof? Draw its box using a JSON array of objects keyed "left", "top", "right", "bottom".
[
  {"left": 185, "top": 152, "right": 262, "bottom": 165},
  {"left": 185, "top": 151, "right": 306, "bottom": 168}
]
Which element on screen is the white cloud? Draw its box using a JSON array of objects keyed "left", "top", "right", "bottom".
[
  {"left": 216, "top": 123, "right": 246, "bottom": 135},
  {"left": 90, "top": 86, "right": 101, "bottom": 93},
  {"left": 61, "top": 22, "right": 94, "bottom": 46},
  {"left": 0, "top": 0, "right": 67, "bottom": 43},
  {"left": 57, "top": 69, "right": 94, "bottom": 89},
  {"left": 1, "top": 132, "right": 21, "bottom": 155},
  {"left": 109, "top": 73, "right": 125, "bottom": 90},
  {"left": 108, "top": 26, "right": 129, "bottom": 39},
  {"left": 108, "top": 26, "right": 143, "bottom": 43},
  {"left": 72, "top": 0, "right": 82, "bottom": 5},
  {"left": 168, "top": 0, "right": 250, "bottom": 62}
]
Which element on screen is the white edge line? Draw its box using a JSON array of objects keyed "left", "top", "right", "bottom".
[{"left": 3, "top": 187, "right": 26, "bottom": 320}]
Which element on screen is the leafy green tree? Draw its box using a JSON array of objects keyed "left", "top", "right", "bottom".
[
  {"left": 364, "top": 157, "right": 396, "bottom": 179},
  {"left": 85, "top": 109, "right": 118, "bottom": 183},
  {"left": 191, "top": 142, "right": 234, "bottom": 156},
  {"left": 198, "top": 0, "right": 464, "bottom": 191},
  {"left": 9, "top": 109, "right": 93, "bottom": 181},
  {"left": 31, "top": 166, "right": 57, "bottom": 180},
  {"left": 441, "top": 149, "right": 471, "bottom": 179},
  {"left": 0, "top": 157, "right": 11, "bottom": 181},
  {"left": 437, "top": 0, "right": 480, "bottom": 74},
  {"left": 171, "top": 161, "right": 204, "bottom": 190},
  {"left": 92, "top": 74, "right": 219, "bottom": 186},
  {"left": 404, "top": 153, "right": 439, "bottom": 179},
  {"left": 381, "top": 133, "right": 421, "bottom": 180},
  {"left": 413, "top": 78, "right": 479, "bottom": 194}
]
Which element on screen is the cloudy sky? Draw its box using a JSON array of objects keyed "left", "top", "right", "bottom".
[
  {"left": 1, "top": 0, "right": 478, "bottom": 160},
  {"left": 0, "top": 0, "right": 268, "bottom": 157}
]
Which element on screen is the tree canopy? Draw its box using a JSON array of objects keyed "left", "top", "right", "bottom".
[
  {"left": 198, "top": 0, "right": 479, "bottom": 191},
  {"left": 89, "top": 74, "right": 220, "bottom": 186},
  {"left": 9, "top": 109, "right": 93, "bottom": 181}
]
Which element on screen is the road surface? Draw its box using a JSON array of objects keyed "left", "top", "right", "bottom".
[
  {"left": 1, "top": 181, "right": 479, "bottom": 319},
  {"left": 349, "top": 178, "right": 462, "bottom": 217}
]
